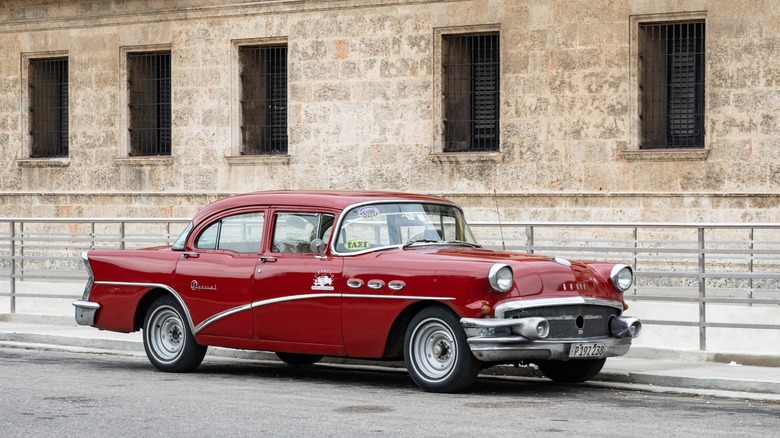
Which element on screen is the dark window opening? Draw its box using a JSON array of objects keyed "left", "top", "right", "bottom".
[
  {"left": 29, "top": 58, "right": 68, "bottom": 158},
  {"left": 442, "top": 33, "right": 500, "bottom": 152},
  {"left": 239, "top": 45, "right": 288, "bottom": 155},
  {"left": 128, "top": 52, "right": 171, "bottom": 156},
  {"left": 639, "top": 21, "right": 705, "bottom": 149}
]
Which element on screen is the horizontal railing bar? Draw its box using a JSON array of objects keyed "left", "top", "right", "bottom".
[
  {"left": 470, "top": 221, "right": 780, "bottom": 229},
  {"left": 527, "top": 245, "right": 780, "bottom": 255},
  {"left": 0, "top": 293, "right": 81, "bottom": 299},
  {"left": 0, "top": 218, "right": 190, "bottom": 223}
]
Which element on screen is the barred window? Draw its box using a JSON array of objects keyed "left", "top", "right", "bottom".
[
  {"left": 28, "top": 58, "right": 68, "bottom": 158},
  {"left": 639, "top": 21, "right": 705, "bottom": 149},
  {"left": 127, "top": 52, "right": 171, "bottom": 156},
  {"left": 239, "top": 45, "right": 288, "bottom": 155},
  {"left": 442, "top": 33, "right": 500, "bottom": 152}
]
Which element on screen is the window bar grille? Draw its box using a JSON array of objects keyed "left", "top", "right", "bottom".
[
  {"left": 128, "top": 52, "right": 171, "bottom": 156},
  {"left": 442, "top": 34, "right": 500, "bottom": 152},
  {"left": 639, "top": 21, "right": 705, "bottom": 148},
  {"left": 29, "top": 58, "right": 68, "bottom": 158},
  {"left": 239, "top": 45, "right": 288, "bottom": 154}
]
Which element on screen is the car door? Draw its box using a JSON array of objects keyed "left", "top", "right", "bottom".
[
  {"left": 252, "top": 210, "right": 344, "bottom": 348},
  {"left": 174, "top": 210, "right": 265, "bottom": 339}
]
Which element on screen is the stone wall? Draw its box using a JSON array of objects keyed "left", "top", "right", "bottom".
[{"left": 0, "top": 0, "right": 778, "bottom": 222}]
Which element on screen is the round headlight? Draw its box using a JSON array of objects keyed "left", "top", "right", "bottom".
[
  {"left": 610, "top": 265, "right": 633, "bottom": 292},
  {"left": 489, "top": 263, "right": 513, "bottom": 293}
]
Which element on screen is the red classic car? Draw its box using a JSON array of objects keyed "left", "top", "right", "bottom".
[{"left": 74, "top": 191, "right": 641, "bottom": 392}]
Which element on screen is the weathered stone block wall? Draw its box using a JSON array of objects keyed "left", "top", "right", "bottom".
[{"left": 0, "top": 0, "right": 777, "bottom": 222}]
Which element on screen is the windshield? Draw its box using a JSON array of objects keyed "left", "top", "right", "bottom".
[{"left": 334, "top": 202, "right": 478, "bottom": 254}]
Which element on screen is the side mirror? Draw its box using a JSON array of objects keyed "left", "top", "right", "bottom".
[{"left": 310, "top": 239, "right": 327, "bottom": 257}]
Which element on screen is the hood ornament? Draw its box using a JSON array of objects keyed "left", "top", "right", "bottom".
[{"left": 553, "top": 257, "right": 572, "bottom": 267}]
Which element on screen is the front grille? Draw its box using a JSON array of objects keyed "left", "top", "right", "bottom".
[{"left": 504, "top": 305, "right": 619, "bottom": 339}]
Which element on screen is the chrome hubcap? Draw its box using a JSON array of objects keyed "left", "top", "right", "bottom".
[
  {"left": 410, "top": 318, "right": 457, "bottom": 382},
  {"left": 147, "top": 306, "right": 185, "bottom": 363}
]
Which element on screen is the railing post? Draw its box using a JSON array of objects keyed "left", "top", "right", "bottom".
[
  {"left": 748, "top": 227, "right": 754, "bottom": 307},
  {"left": 525, "top": 225, "right": 534, "bottom": 254},
  {"left": 119, "top": 221, "right": 126, "bottom": 250},
  {"left": 697, "top": 227, "right": 706, "bottom": 351},
  {"left": 19, "top": 222, "right": 24, "bottom": 282},
  {"left": 632, "top": 226, "right": 638, "bottom": 296},
  {"left": 9, "top": 221, "right": 15, "bottom": 314}
]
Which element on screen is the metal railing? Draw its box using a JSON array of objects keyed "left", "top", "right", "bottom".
[
  {"left": 0, "top": 218, "right": 190, "bottom": 312},
  {"left": 470, "top": 221, "right": 780, "bottom": 350},
  {"left": 1, "top": 218, "right": 779, "bottom": 351}
]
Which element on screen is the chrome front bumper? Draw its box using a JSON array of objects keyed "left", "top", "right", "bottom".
[
  {"left": 73, "top": 300, "right": 100, "bottom": 326},
  {"left": 461, "top": 315, "right": 641, "bottom": 362}
]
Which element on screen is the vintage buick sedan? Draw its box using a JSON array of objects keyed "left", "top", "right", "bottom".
[{"left": 74, "top": 191, "right": 641, "bottom": 392}]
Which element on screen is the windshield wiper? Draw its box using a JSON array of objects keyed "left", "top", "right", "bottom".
[
  {"left": 402, "top": 239, "right": 482, "bottom": 249},
  {"left": 444, "top": 240, "right": 482, "bottom": 248},
  {"left": 402, "top": 239, "right": 440, "bottom": 249}
]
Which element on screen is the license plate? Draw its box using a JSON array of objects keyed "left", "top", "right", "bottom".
[{"left": 568, "top": 343, "right": 606, "bottom": 358}]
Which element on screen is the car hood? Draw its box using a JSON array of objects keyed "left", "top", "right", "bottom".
[{"left": 377, "top": 245, "right": 607, "bottom": 298}]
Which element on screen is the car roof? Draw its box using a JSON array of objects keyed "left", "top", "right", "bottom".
[{"left": 191, "top": 190, "right": 455, "bottom": 225}]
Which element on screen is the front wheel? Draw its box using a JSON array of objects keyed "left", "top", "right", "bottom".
[
  {"left": 404, "top": 307, "right": 482, "bottom": 393},
  {"left": 143, "top": 295, "right": 206, "bottom": 372},
  {"left": 536, "top": 358, "right": 606, "bottom": 383}
]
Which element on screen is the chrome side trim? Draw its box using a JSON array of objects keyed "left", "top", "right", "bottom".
[
  {"left": 97, "top": 280, "right": 460, "bottom": 336},
  {"left": 494, "top": 297, "right": 624, "bottom": 318},
  {"left": 94, "top": 281, "right": 196, "bottom": 335},
  {"left": 193, "top": 304, "right": 253, "bottom": 335},
  {"left": 343, "top": 294, "right": 456, "bottom": 301},
  {"left": 194, "top": 293, "right": 457, "bottom": 334},
  {"left": 194, "top": 294, "right": 342, "bottom": 334}
]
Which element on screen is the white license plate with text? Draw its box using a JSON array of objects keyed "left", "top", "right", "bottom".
[{"left": 568, "top": 343, "right": 606, "bottom": 358}]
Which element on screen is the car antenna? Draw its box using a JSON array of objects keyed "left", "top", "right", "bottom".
[{"left": 493, "top": 189, "right": 506, "bottom": 250}]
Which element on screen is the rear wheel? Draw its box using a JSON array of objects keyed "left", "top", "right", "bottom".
[
  {"left": 275, "top": 352, "right": 323, "bottom": 366},
  {"left": 404, "top": 307, "right": 481, "bottom": 393},
  {"left": 143, "top": 295, "right": 206, "bottom": 372},
  {"left": 536, "top": 358, "right": 606, "bottom": 383}
]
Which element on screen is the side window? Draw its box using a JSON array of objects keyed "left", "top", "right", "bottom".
[
  {"left": 195, "top": 212, "right": 265, "bottom": 253},
  {"left": 196, "top": 222, "right": 219, "bottom": 250},
  {"left": 272, "top": 212, "right": 334, "bottom": 253}
]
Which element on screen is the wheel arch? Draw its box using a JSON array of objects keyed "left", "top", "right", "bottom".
[
  {"left": 382, "top": 300, "right": 460, "bottom": 359},
  {"left": 133, "top": 287, "right": 194, "bottom": 334}
]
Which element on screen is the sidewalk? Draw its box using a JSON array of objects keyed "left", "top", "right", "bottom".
[{"left": 1, "top": 314, "right": 778, "bottom": 401}]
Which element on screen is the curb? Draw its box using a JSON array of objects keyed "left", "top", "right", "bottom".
[{"left": 2, "top": 329, "right": 779, "bottom": 400}]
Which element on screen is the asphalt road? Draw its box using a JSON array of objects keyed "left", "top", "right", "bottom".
[{"left": 1, "top": 348, "right": 778, "bottom": 437}]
